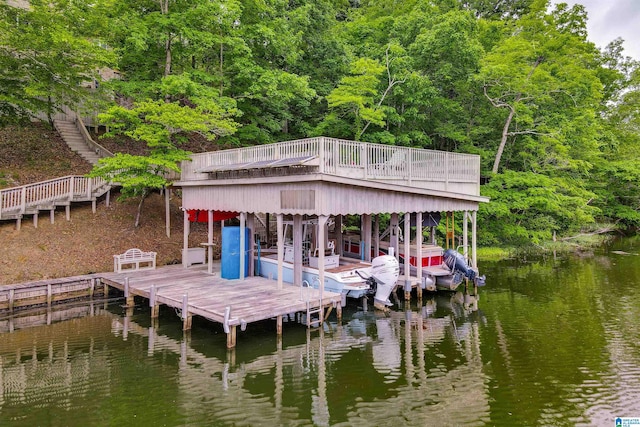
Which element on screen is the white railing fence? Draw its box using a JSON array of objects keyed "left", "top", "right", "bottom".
[
  {"left": 0, "top": 175, "right": 109, "bottom": 219},
  {"left": 181, "top": 137, "right": 481, "bottom": 195}
]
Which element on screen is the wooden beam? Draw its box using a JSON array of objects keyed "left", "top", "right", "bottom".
[
  {"left": 182, "top": 294, "right": 192, "bottom": 330},
  {"left": 277, "top": 214, "right": 284, "bottom": 289},
  {"left": 165, "top": 187, "right": 171, "bottom": 238},
  {"left": 404, "top": 213, "right": 411, "bottom": 301},
  {"left": 335, "top": 215, "right": 343, "bottom": 256},
  {"left": 208, "top": 210, "right": 214, "bottom": 274},
  {"left": 293, "top": 214, "right": 303, "bottom": 286},
  {"left": 318, "top": 215, "right": 328, "bottom": 323},
  {"left": 416, "top": 212, "right": 423, "bottom": 300},
  {"left": 472, "top": 210, "right": 477, "bottom": 269},
  {"left": 463, "top": 211, "right": 469, "bottom": 258},
  {"left": 240, "top": 212, "right": 246, "bottom": 280},
  {"left": 247, "top": 213, "right": 255, "bottom": 277},
  {"left": 362, "top": 214, "right": 372, "bottom": 262},
  {"left": 390, "top": 213, "right": 399, "bottom": 260},
  {"left": 374, "top": 215, "right": 380, "bottom": 258},
  {"left": 182, "top": 209, "right": 190, "bottom": 268},
  {"left": 227, "top": 325, "right": 237, "bottom": 348}
]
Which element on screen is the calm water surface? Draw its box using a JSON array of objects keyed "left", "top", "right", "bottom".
[{"left": 2, "top": 238, "right": 640, "bottom": 426}]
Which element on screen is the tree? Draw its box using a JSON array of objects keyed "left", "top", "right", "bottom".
[
  {"left": 90, "top": 74, "right": 240, "bottom": 226},
  {"left": 0, "top": 0, "right": 113, "bottom": 126},
  {"left": 323, "top": 58, "right": 387, "bottom": 141},
  {"left": 478, "top": 2, "right": 602, "bottom": 175}
]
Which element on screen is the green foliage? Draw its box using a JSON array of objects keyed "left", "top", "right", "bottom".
[
  {"left": 4, "top": 0, "right": 640, "bottom": 241},
  {"left": 0, "top": 0, "right": 113, "bottom": 125},
  {"left": 92, "top": 74, "right": 239, "bottom": 198},
  {"left": 324, "top": 58, "right": 386, "bottom": 140},
  {"left": 479, "top": 171, "right": 598, "bottom": 245}
]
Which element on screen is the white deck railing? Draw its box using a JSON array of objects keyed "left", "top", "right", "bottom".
[
  {"left": 181, "top": 137, "right": 481, "bottom": 196},
  {"left": 0, "top": 175, "right": 110, "bottom": 219}
]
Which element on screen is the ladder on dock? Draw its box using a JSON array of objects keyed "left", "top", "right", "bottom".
[{"left": 302, "top": 278, "right": 323, "bottom": 328}]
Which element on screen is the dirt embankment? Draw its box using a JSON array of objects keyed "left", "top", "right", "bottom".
[
  {"left": 0, "top": 192, "right": 213, "bottom": 284},
  {"left": 0, "top": 123, "right": 214, "bottom": 285}
]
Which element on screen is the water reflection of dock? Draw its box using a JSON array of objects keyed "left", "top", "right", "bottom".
[{"left": 0, "top": 294, "right": 490, "bottom": 426}]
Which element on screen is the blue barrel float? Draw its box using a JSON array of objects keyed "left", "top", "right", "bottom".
[{"left": 221, "top": 226, "right": 251, "bottom": 279}]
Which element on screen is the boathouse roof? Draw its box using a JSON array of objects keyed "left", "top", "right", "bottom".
[{"left": 175, "top": 137, "right": 488, "bottom": 215}]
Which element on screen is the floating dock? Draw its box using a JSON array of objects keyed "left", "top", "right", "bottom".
[{"left": 99, "top": 264, "right": 342, "bottom": 348}]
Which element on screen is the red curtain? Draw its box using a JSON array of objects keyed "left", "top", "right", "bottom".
[{"left": 187, "top": 210, "right": 238, "bottom": 222}]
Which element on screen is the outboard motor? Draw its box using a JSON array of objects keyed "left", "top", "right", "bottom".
[
  {"left": 443, "top": 249, "right": 486, "bottom": 287},
  {"left": 370, "top": 255, "right": 400, "bottom": 309}
]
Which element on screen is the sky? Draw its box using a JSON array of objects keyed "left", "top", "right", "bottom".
[{"left": 552, "top": 0, "right": 640, "bottom": 60}]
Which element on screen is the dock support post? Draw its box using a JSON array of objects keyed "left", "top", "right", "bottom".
[
  {"left": 239, "top": 212, "right": 246, "bottom": 280},
  {"left": 416, "top": 212, "right": 423, "bottom": 301},
  {"left": 390, "top": 213, "right": 399, "bottom": 260},
  {"left": 207, "top": 210, "right": 214, "bottom": 274},
  {"left": 33, "top": 211, "right": 38, "bottom": 228},
  {"left": 336, "top": 303, "right": 342, "bottom": 322},
  {"left": 182, "top": 209, "right": 190, "bottom": 268},
  {"left": 89, "top": 278, "right": 95, "bottom": 298},
  {"left": 374, "top": 215, "right": 380, "bottom": 258},
  {"left": 472, "top": 211, "right": 478, "bottom": 269},
  {"left": 277, "top": 214, "right": 284, "bottom": 290},
  {"left": 463, "top": 211, "right": 469, "bottom": 259},
  {"left": 276, "top": 315, "right": 283, "bottom": 335},
  {"left": 150, "top": 284, "right": 159, "bottom": 318},
  {"left": 226, "top": 325, "right": 237, "bottom": 348},
  {"left": 362, "top": 214, "right": 372, "bottom": 262},
  {"left": 50, "top": 208, "right": 55, "bottom": 224},
  {"left": 124, "top": 278, "right": 134, "bottom": 307},
  {"left": 9, "top": 289, "right": 14, "bottom": 312},
  {"left": 181, "top": 294, "right": 192, "bottom": 330},
  {"left": 404, "top": 213, "right": 411, "bottom": 301},
  {"left": 47, "top": 283, "right": 52, "bottom": 306},
  {"left": 103, "top": 280, "right": 109, "bottom": 299}
]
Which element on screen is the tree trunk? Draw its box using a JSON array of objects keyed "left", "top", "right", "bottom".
[
  {"left": 159, "top": 0, "right": 171, "bottom": 77},
  {"left": 492, "top": 105, "right": 516, "bottom": 174},
  {"left": 489, "top": 56, "right": 544, "bottom": 174},
  {"left": 164, "top": 37, "right": 172, "bottom": 77},
  {"left": 134, "top": 189, "right": 149, "bottom": 228}
]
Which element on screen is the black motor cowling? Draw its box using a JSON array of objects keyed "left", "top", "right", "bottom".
[{"left": 443, "top": 249, "right": 485, "bottom": 286}]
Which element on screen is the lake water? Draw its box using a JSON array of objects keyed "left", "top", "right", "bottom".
[{"left": 2, "top": 237, "right": 640, "bottom": 426}]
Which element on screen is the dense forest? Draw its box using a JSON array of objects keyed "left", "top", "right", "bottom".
[{"left": 1, "top": 0, "right": 639, "bottom": 246}]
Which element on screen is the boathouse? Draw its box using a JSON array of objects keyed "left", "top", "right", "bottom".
[{"left": 175, "top": 136, "right": 488, "bottom": 298}]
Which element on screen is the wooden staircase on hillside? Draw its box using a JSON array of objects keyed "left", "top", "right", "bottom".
[
  {"left": 54, "top": 117, "right": 113, "bottom": 165},
  {"left": 0, "top": 175, "right": 113, "bottom": 230},
  {"left": 0, "top": 114, "right": 115, "bottom": 230}
]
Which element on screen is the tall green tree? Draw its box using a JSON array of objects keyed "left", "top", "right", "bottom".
[
  {"left": 0, "top": 0, "right": 113, "bottom": 126},
  {"left": 90, "top": 74, "right": 240, "bottom": 226},
  {"left": 478, "top": 2, "right": 602, "bottom": 175}
]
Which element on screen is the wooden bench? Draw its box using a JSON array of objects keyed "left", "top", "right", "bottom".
[{"left": 113, "top": 248, "right": 157, "bottom": 273}]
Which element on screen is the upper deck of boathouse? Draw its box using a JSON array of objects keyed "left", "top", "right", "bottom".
[{"left": 179, "top": 137, "right": 481, "bottom": 198}]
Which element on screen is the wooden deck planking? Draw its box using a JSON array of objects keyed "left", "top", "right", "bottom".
[{"left": 99, "top": 265, "right": 342, "bottom": 337}]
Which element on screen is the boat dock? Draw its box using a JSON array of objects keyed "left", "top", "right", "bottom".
[{"left": 99, "top": 264, "right": 342, "bottom": 348}]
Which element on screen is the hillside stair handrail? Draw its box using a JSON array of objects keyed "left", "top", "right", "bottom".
[
  {"left": 0, "top": 175, "right": 110, "bottom": 221},
  {"left": 74, "top": 115, "right": 113, "bottom": 159}
]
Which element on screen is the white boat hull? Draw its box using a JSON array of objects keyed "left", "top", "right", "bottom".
[{"left": 257, "top": 256, "right": 371, "bottom": 305}]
